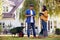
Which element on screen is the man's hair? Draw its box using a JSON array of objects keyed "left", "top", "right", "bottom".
[{"left": 30, "top": 4, "right": 34, "bottom": 7}]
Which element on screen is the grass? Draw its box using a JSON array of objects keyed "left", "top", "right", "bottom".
[{"left": 0, "top": 36, "right": 60, "bottom": 40}]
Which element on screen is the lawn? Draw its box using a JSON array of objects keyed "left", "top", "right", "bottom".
[{"left": 0, "top": 36, "right": 60, "bottom": 40}]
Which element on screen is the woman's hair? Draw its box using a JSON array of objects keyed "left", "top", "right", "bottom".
[{"left": 42, "top": 5, "right": 47, "bottom": 11}]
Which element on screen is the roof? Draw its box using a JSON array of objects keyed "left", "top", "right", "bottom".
[{"left": 3, "top": 0, "right": 23, "bottom": 18}]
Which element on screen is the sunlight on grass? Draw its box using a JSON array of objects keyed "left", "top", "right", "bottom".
[{"left": 0, "top": 36, "right": 60, "bottom": 40}]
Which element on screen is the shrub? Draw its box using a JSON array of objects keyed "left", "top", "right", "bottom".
[
  {"left": 55, "top": 28, "right": 60, "bottom": 35},
  {"left": 10, "top": 27, "right": 24, "bottom": 34}
]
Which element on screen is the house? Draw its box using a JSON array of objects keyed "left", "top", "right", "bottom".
[{"left": 0, "top": 0, "right": 24, "bottom": 31}]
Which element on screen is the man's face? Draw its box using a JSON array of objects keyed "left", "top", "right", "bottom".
[{"left": 30, "top": 7, "right": 34, "bottom": 10}]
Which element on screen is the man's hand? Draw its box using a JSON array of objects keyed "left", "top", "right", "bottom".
[{"left": 25, "top": 15, "right": 32, "bottom": 17}]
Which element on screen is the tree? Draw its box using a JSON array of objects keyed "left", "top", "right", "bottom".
[
  {"left": 0, "top": 0, "right": 3, "bottom": 19},
  {"left": 44, "top": 0, "right": 60, "bottom": 16},
  {"left": 19, "top": 0, "right": 40, "bottom": 21}
]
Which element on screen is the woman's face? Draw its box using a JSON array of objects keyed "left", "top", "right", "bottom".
[{"left": 42, "top": 7, "right": 44, "bottom": 10}]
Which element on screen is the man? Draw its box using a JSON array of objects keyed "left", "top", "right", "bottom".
[{"left": 25, "top": 4, "right": 36, "bottom": 37}]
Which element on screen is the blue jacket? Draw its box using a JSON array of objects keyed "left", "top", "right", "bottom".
[{"left": 25, "top": 9, "right": 36, "bottom": 23}]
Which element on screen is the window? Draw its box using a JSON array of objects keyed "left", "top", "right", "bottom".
[
  {"left": 0, "top": 23, "right": 1, "bottom": 25},
  {"left": 3, "top": 6, "right": 8, "bottom": 13}
]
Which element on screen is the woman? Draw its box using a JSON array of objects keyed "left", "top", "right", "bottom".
[{"left": 39, "top": 5, "right": 48, "bottom": 38}]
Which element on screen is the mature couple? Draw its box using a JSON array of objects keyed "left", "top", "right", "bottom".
[{"left": 25, "top": 4, "right": 48, "bottom": 38}]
